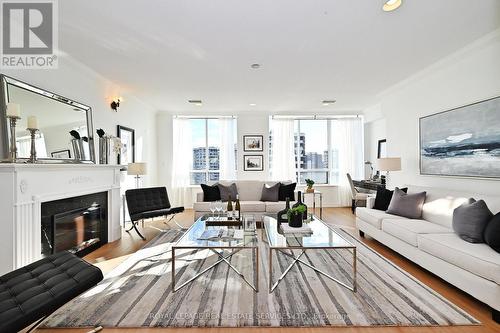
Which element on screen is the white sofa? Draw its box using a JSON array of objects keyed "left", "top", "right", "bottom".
[
  {"left": 193, "top": 180, "right": 296, "bottom": 221},
  {"left": 356, "top": 185, "right": 500, "bottom": 318}
]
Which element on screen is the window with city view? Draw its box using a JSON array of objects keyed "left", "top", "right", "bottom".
[
  {"left": 270, "top": 118, "right": 342, "bottom": 185},
  {"left": 189, "top": 118, "right": 237, "bottom": 185}
]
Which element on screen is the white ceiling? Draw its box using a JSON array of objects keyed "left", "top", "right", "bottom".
[{"left": 58, "top": 0, "right": 500, "bottom": 114}]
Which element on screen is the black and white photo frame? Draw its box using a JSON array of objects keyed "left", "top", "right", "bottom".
[
  {"left": 243, "top": 135, "right": 263, "bottom": 152},
  {"left": 243, "top": 155, "right": 263, "bottom": 171}
]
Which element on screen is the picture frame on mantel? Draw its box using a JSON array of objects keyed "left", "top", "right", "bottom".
[
  {"left": 243, "top": 135, "right": 263, "bottom": 151},
  {"left": 117, "top": 125, "right": 135, "bottom": 165}
]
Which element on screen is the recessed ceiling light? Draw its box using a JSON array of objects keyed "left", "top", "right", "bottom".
[
  {"left": 188, "top": 99, "right": 202, "bottom": 106},
  {"left": 249, "top": 103, "right": 257, "bottom": 106},
  {"left": 322, "top": 100, "right": 336, "bottom": 106},
  {"left": 383, "top": 0, "right": 402, "bottom": 12},
  {"left": 250, "top": 63, "right": 261, "bottom": 69}
]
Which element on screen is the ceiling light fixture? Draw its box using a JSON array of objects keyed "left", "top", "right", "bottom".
[
  {"left": 249, "top": 103, "right": 257, "bottom": 106},
  {"left": 383, "top": 0, "right": 402, "bottom": 12},
  {"left": 322, "top": 100, "right": 336, "bottom": 106},
  {"left": 250, "top": 63, "right": 261, "bottom": 69},
  {"left": 188, "top": 100, "right": 203, "bottom": 106}
]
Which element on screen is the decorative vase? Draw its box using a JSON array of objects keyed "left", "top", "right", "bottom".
[
  {"left": 306, "top": 187, "right": 314, "bottom": 193},
  {"left": 277, "top": 197, "right": 291, "bottom": 226},
  {"left": 292, "top": 191, "right": 308, "bottom": 220},
  {"left": 288, "top": 213, "right": 303, "bottom": 228}
]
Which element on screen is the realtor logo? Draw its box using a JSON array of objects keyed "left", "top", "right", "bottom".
[{"left": 1, "top": 0, "right": 58, "bottom": 68}]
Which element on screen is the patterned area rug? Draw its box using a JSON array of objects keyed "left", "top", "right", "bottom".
[{"left": 42, "top": 228, "right": 479, "bottom": 328}]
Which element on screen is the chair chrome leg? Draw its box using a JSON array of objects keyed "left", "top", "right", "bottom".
[
  {"left": 163, "top": 214, "right": 187, "bottom": 230},
  {"left": 125, "top": 221, "right": 146, "bottom": 240}
]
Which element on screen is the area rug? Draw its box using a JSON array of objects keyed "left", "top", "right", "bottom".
[{"left": 42, "top": 228, "right": 479, "bottom": 328}]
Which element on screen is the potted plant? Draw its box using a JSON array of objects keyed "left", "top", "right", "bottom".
[
  {"left": 305, "top": 178, "right": 315, "bottom": 193},
  {"left": 287, "top": 204, "right": 307, "bottom": 228}
]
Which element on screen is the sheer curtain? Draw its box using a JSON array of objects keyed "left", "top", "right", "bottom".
[
  {"left": 270, "top": 118, "right": 297, "bottom": 181},
  {"left": 219, "top": 118, "right": 236, "bottom": 180},
  {"left": 171, "top": 118, "right": 193, "bottom": 206},
  {"left": 331, "top": 118, "right": 364, "bottom": 206}
]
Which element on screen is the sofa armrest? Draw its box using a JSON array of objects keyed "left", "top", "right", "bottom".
[
  {"left": 367, "top": 196, "right": 376, "bottom": 209},
  {"left": 196, "top": 192, "right": 204, "bottom": 203}
]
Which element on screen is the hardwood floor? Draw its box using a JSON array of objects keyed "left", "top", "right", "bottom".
[{"left": 36, "top": 208, "right": 499, "bottom": 333}]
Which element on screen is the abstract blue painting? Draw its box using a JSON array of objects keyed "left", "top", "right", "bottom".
[{"left": 420, "top": 96, "right": 500, "bottom": 178}]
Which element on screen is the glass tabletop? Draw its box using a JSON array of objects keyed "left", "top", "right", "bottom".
[
  {"left": 174, "top": 214, "right": 258, "bottom": 248},
  {"left": 263, "top": 214, "right": 355, "bottom": 248}
]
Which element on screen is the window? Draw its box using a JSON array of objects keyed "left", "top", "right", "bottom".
[
  {"left": 270, "top": 117, "right": 361, "bottom": 185},
  {"left": 189, "top": 118, "right": 237, "bottom": 185}
]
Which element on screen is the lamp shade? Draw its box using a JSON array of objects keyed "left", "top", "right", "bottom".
[
  {"left": 127, "top": 162, "right": 147, "bottom": 176},
  {"left": 377, "top": 158, "right": 401, "bottom": 171}
]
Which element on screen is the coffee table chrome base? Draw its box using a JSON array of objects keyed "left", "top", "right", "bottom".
[
  {"left": 269, "top": 248, "right": 356, "bottom": 293},
  {"left": 172, "top": 247, "right": 258, "bottom": 292}
]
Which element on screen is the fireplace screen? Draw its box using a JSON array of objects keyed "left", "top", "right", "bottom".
[{"left": 41, "top": 192, "right": 107, "bottom": 257}]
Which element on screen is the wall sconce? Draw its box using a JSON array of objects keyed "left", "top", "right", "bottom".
[{"left": 110, "top": 98, "right": 121, "bottom": 111}]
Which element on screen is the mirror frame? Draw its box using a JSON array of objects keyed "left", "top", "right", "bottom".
[{"left": 0, "top": 74, "right": 96, "bottom": 164}]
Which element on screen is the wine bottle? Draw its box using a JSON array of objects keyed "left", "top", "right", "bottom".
[
  {"left": 292, "top": 191, "right": 307, "bottom": 220},
  {"left": 227, "top": 195, "right": 233, "bottom": 220},
  {"left": 234, "top": 194, "right": 241, "bottom": 220},
  {"left": 277, "top": 197, "right": 290, "bottom": 225}
]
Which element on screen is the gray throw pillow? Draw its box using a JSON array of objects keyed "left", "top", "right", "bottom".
[
  {"left": 452, "top": 198, "right": 492, "bottom": 243},
  {"left": 260, "top": 183, "right": 280, "bottom": 202},
  {"left": 218, "top": 183, "right": 238, "bottom": 202},
  {"left": 386, "top": 187, "right": 427, "bottom": 219}
]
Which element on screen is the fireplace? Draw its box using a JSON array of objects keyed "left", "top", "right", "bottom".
[{"left": 41, "top": 192, "right": 108, "bottom": 257}]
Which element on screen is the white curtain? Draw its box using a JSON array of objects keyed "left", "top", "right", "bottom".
[
  {"left": 171, "top": 118, "right": 193, "bottom": 206},
  {"left": 270, "top": 118, "right": 297, "bottom": 181},
  {"left": 331, "top": 118, "right": 364, "bottom": 206},
  {"left": 219, "top": 118, "right": 236, "bottom": 180}
]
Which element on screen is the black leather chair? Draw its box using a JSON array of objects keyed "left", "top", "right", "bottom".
[
  {"left": 0, "top": 251, "right": 103, "bottom": 333},
  {"left": 125, "top": 187, "right": 185, "bottom": 240}
]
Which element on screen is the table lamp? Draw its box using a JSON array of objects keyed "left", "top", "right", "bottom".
[
  {"left": 377, "top": 157, "right": 401, "bottom": 185},
  {"left": 128, "top": 162, "right": 147, "bottom": 188}
]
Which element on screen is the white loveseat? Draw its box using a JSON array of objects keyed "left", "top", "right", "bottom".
[
  {"left": 193, "top": 180, "right": 296, "bottom": 221},
  {"left": 356, "top": 185, "right": 500, "bottom": 316}
]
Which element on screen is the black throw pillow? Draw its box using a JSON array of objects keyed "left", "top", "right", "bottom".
[
  {"left": 200, "top": 184, "right": 221, "bottom": 202},
  {"left": 484, "top": 212, "right": 500, "bottom": 253},
  {"left": 218, "top": 183, "right": 238, "bottom": 202},
  {"left": 278, "top": 182, "right": 296, "bottom": 201},
  {"left": 373, "top": 187, "right": 408, "bottom": 211}
]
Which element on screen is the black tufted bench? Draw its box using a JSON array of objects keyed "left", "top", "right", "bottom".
[
  {"left": 0, "top": 251, "right": 103, "bottom": 333},
  {"left": 125, "top": 187, "right": 185, "bottom": 240}
]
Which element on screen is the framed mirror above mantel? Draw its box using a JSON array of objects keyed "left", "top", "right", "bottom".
[{"left": 0, "top": 74, "right": 96, "bottom": 164}]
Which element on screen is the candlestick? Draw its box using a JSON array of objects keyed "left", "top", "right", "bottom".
[
  {"left": 27, "top": 115, "right": 38, "bottom": 129},
  {"left": 6, "top": 103, "right": 20, "bottom": 118},
  {"left": 6, "top": 115, "right": 21, "bottom": 162},
  {"left": 27, "top": 128, "right": 38, "bottom": 163}
]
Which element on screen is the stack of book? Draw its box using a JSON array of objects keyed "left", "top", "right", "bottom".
[{"left": 280, "top": 223, "right": 313, "bottom": 235}]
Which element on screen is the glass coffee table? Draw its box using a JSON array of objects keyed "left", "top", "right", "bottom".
[
  {"left": 171, "top": 215, "right": 259, "bottom": 292},
  {"left": 263, "top": 214, "right": 357, "bottom": 293}
]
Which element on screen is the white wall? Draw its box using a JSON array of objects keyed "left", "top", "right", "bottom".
[
  {"left": 377, "top": 29, "right": 500, "bottom": 195},
  {"left": 2, "top": 55, "right": 158, "bottom": 187},
  {"left": 237, "top": 114, "right": 269, "bottom": 180},
  {"left": 364, "top": 118, "right": 386, "bottom": 164}
]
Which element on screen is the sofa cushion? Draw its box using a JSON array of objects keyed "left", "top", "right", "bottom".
[
  {"left": 240, "top": 201, "right": 266, "bottom": 212},
  {"left": 387, "top": 188, "right": 427, "bottom": 219},
  {"left": 265, "top": 201, "right": 294, "bottom": 213},
  {"left": 418, "top": 233, "right": 500, "bottom": 285},
  {"left": 382, "top": 219, "right": 453, "bottom": 247},
  {"left": 260, "top": 183, "right": 280, "bottom": 202},
  {"left": 373, "top": 187, "right": 408, "bottom": 211},
  {"left": 356, "top": 207, "right": 403, "bottom": 229},
  {"left": 193, "top": 201, "right": 213, "bottom": 212},
  {"left": 452, "top": 199, "right": 492, "bottom": 243},
  {"left": 234, "top": 181, "right": 270, "bottom": 201}
]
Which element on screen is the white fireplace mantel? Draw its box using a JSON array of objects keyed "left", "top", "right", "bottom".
[{"left": 0, "top": 163, "right": 123, "bottom": 274}]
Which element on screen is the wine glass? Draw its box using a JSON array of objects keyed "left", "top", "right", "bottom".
[
  {"left": 215, "top": 200, "right": 223, "bottom": 220},
  {"left": 209, "top": 201, "right": 216, "bottom": 219}
]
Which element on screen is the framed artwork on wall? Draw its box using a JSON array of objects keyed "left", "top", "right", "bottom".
[
  {"left": 377, "top": 139, "right": 387, "bottom": 158},
  {"left": 117, "top": 125, "right": 135, "bottom": 165},
  {"left": 243, "top": 155, "right": 263, "bottom": 171},
  {"left": 419, "top": 95, "right": 500, "bottom": 178},
  {"left": 243, "top": 135, "right": 263, "bottom": 151}
]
